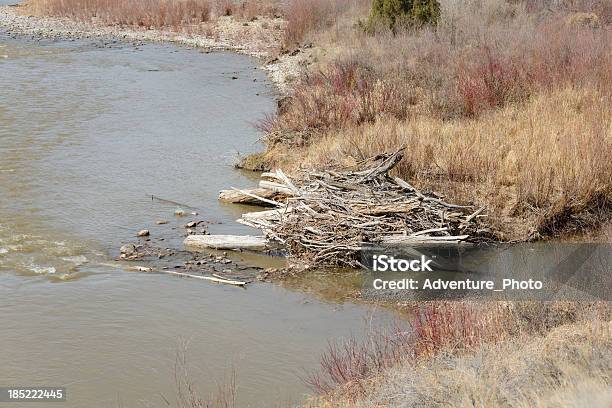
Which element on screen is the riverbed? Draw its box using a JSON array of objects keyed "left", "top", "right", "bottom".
[{"left": 0, "top": 31, "right": 390, "bottom": 407}]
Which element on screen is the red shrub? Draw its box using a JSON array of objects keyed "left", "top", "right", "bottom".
[
  {"left": 261, "top": 60, "right": 413, "bottom": 143},
  {"left": 305, "top": 302, "right": 512, "bottom": 396},
  {"left": 457, "top": 22, "right": 610, "bottom": 116}
]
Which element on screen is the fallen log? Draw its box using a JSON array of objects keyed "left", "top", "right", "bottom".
[
  {"left": 259, "top": 180, "right": 295, "bottom": 195},
  {"left": 125, "top": 265, "right": 247, "bottom": 286},
  {"left": 184, "top": 234, "right": 269, "bottom": 251},
  {"left": 219, "top": 188, "right": 283, "bottom": 205},
  {"left": 162, "top": 270, "right": 247, "bottom": 286},
  {"left": 241, "top": 207, "right": 294, "bottom": 221},
  {"left": 380, "top": 235, "right": 470, "bottom": 245},
  {"left": 230, "top": 187, "right": 283, "bottom": 207}
]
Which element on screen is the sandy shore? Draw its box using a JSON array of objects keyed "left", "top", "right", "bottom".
[{"left": 0, "top": 4, "right": 310, "bottom": 93}]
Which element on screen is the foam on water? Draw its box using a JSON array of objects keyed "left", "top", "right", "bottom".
[{"left": 27, "top": 263, "right": 56, "bottom": 275}]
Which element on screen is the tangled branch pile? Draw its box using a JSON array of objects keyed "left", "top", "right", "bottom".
[{"left": 233, "top": 149, "right": 495, "bottom": 266}]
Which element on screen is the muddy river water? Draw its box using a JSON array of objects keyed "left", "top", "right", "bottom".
[{"left": 0, "top": 32, "right": 391, "bottom": 407}]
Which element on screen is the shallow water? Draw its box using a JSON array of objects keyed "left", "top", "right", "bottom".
[{"left": 0, "top": 34, "right": 391, "bottom": 407}]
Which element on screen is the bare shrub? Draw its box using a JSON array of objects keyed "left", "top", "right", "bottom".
[
  {"left": 27, "top": 0, "right": 280, "bottom": 27},
  {"left": 175, "top": 341, "right": 236, "bottom": 408},
  {"left": 310, "top": 318, "right": 612, "bottom": 408},
  {"left": 269, "top": 3, "right": 610, "bottom": 133},
  {"left": 28, "top": 0, "right": 213, "bottom": 28},
  {"left": 305, "top": 301, "right": 609, "bottom": 402},
  {"left": 282, "top": 0, "right": 364, "bottom": 47},
  {"left": 304, "top": 320, "right": 413, "bottom": 397},
  {"left": 261, "top": 59, "right": 416, "bottom": 144},
  {"left": 456, "top": 21, "right": 611, "bottom": 116}
]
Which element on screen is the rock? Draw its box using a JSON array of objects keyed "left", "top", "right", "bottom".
[
  {"left": 129, "top": 266, "right": 153, "bottom": 272},
  {"left": 156, "top": 220, "right": 169, "bottom": 225},
  {"left": 137, "top": 229, "right": 150, "bottom": 237},
  {"left": 174, "top": 208, "right": 186, "bottom": 216},
  {"left": 120, "top": 243, "right": 137, "bottom": 256},
  {"left": 185, "top": 221, "right": 197, "bottom": 228}
]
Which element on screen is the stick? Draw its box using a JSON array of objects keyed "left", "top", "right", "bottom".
[
  {"left": 465, "top": 206, "right": 486, "bottom": 222},
  {"left": 163, "top": 270, "right": 246, "bottom": 286}
]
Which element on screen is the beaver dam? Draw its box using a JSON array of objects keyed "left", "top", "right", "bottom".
[{"left": 187, "top": 149, "right": 496, "bottom": 267}]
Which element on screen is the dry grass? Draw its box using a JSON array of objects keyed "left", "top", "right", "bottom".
[
  {"left": 26, "top": 0, "right": 280, "bottom": 29},
  {"left": 213, "top": 0, "right": 279, "bottom": 20},
  {"left": 281, "top": 0, "right": 369, "bottom": 47},
  {"left": 305, "top": 302, "right": 611, "bottom": 407},
  {"left": 266, "top": 1, "right": 611, "bottom": 131},
  {"left": 310, "top": 319, "right": 612, "bottom": 408},
  {"left": 286, "top": 86, "right": 612, "bottom": 239},
  {"left": 27, "top": 0, "right": 214, "bottom": 28}
]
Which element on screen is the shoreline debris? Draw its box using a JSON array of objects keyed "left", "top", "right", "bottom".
[
  {"left": 127, "top": 265, "right": 247, "bottom": 286},
  {"left": 185, "top": 235, "right": 270, "bottom": 251},
  {"left": 194, "top": 148, "right": 494, "bottom": 267}
]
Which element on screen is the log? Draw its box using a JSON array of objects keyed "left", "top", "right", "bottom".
[
  {"left": 219, "top": 188, "right": 282, "bottom": 205},
  {"left": 259, "top": 180, "right": 294, "bottom": 195},
  {"left": 380, "top": 235, "right": 470, "bottom": 245},
  {"left": 184, "top": 234, "right": 269, "bottom": 251},
  {"left": 354, "top": 201, "right": 420, "bottom": 215},
  {"left": 231, "top": 187, "right": 283, "bottom": 207},
  {"left": 241, "top": 207, "right": 294, "bottom": 221},
  {"left": 125, "top": 266, "right": 247, "bottom": 286}
]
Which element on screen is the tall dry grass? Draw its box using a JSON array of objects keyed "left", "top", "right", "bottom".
[
  {"left": 28, "top": 0, "right": 213, "bottom": 27},
  {"left": 281, "top": 0, "right": 369, "bottom": 47},
  {"left": 26, "top": 0, "right": 280, "bottom": 28},
  {"left": 266, "top": 2, "right": 611, "bottom": 134},
  {"left": 212, "top": 0, "right": 279, "bottom": 20},
  {"left": 291, "top": 86, "right": 611, "bottom": 239}
]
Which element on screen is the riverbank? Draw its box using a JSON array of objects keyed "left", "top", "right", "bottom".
[
  {"left": 0, "top": 3, "right": 312, "bottom": 93},
  {"left": 251, "top": 0, "right": 611, "bottom": 242}
]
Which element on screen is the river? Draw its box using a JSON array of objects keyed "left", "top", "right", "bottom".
[{"left": 0, "top": 30, "right": 390, "bottom": 407}]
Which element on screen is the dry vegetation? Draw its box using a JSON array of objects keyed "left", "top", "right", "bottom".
[
  {"left": 305, "top": 301, "right": 611, "bottom": 407},
  {"left": 25, "top": 0, "right": 280, "bottom": 29},
  {"left": 175, "top": 341, "right": 236, "bottom": 408},
  {"left": 260, "top": 0, "right": 612, "bottom": 241}
]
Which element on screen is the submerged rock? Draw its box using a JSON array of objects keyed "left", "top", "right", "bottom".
[
  {"left": 120, "top": 243, "right": 137, "bottom": 256},
  {"left": 137, "top": 229, "right": 150, "bottom": 237}
]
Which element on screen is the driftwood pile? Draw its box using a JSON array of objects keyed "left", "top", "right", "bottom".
[{"left": 213, "top": 149, "right": 492, "bottom": 267}]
